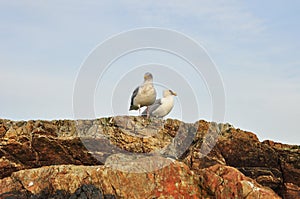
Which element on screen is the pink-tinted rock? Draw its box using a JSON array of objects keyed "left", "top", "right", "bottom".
[
  {"left": 0, "top": 161, "right": 200, "bottom": 198},
  {"left": 199, "top": 164, "right": 281, "bottom": 199}
]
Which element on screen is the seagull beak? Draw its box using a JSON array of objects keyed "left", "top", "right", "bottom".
[{"left": 172, "top": 91, "right": 177, "bottom": 96}]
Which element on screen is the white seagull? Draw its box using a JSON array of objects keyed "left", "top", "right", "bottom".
[
  {"left": 129, "top": 72, "right": 157, "bottom": 117},
  {"left": 142, "top": 89, "right": 177, "bottom": 118}
]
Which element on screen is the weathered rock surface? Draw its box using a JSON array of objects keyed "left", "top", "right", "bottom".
[
  {"left": 199, "top": 164, "right": 281, "bottom": 199},
  {"left": 184, "top": 120, "right": 300, "bottom": 198},
  {"left": 0, "top": 116, "right": 299, "bottom": 198},
  {"left": 0, "top": 161, "right": 200, "bottom": 199},
  {"left": 263, "top": 140, "right": 300, "bottom": 198}
]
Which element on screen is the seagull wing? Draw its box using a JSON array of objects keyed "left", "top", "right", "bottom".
[
  {"left": 129, "top": 86, "right": 140, "bottom": 110},
  {"left": 142, "top": 99, "right": 162, "bottom": 116}
]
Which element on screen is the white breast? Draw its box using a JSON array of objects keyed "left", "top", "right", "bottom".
[{"left": 152, "top": 96, "right": 174, "bottom": 117}]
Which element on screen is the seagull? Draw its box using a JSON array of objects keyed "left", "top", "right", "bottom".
[
  {"left": 129, "top": 72, "right": 157, "bottom": 117},
  {"left": 142, "top": 89, "right": 177, "bottom": 118}
]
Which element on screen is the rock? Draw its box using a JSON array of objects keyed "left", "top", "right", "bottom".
[
  {"left": 0, "top": 123, "right": 7, "bottom": 138},
  {"left": 183, "top": 120, "right": 226, "bottom": 169},
  {"left": 216, "top": 128, "right": 283, "bottom": 191},
  {"left": 177, "top": 120, "right": 300, "bottom": 198},
  {"left": 199, "top": 164, "right": 280, "bottom": 198},
  {"left": 0, "top": 117, "right": 299, "bottom": 198},
  {"left": 263, "top": 140, "right": 300, "bottom": 198},
  {"left": 0, "top": 117, "right": 193, "bottom": 179},
  {"left": 0, "top": 161, "right": 200, "bottom": 198},
  {"left": 70, "top": 184, "right": 114, "bottom": 199},
  {"left": 281, "top": 183, "right": 300, "bottom": 199},
  {"left": 0, "top": 184, "right": 113, "bottom": 199}
]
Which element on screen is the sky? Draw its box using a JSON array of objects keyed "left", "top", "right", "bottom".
[{"left": 0, "top": 1, "right": 299, "bottom": 144}]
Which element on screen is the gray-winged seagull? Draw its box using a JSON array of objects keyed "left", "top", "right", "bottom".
[
  {"left": 142, "top": 89, "right": 177, "bottom": 118},
  {"left": 129, "top": 72, "right": 157, "bottom": 117}
]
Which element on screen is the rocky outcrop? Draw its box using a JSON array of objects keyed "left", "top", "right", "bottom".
[
  {"left": 0, "top": 116, "right": 299, "bottom": 198},
  {"left": 0, "top": 161, "right": 200, "bottom": 198},
  {"left": 184, "top": 120, "right": 300, "bottom": 198},
  {"left": 263, "top": 140, "right": 300, "bottom": 198}
]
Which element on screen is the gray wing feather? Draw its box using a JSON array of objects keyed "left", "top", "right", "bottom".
[
  {"left": 142, "top": 99, "right": 162, "bottom": 116},
  {"left": 129, "top": 86, "right": 139, "bottom": 110}
]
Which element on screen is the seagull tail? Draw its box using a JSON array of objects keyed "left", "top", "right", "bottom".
[{"left": 129, "top": 105, "right": 139, "bottom": 110}]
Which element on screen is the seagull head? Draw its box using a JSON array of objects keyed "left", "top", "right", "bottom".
[
  {"left": 144, "top": 72, "right": 153, "bottom": 81},
  {"left": 163, "top": 89, "right": 177, "bottom": 97}
]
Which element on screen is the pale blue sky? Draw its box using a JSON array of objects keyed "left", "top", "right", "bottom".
[{"left": 0, "top": 1, "right": 299, "bottom": 144}]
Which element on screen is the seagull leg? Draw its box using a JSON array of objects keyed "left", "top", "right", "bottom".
[
  {"left": 138, "top": 105, "right": 141, "bottom": 115},
  {"left": 147, "top": 106, "right": 149, "bottom": 118}
]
